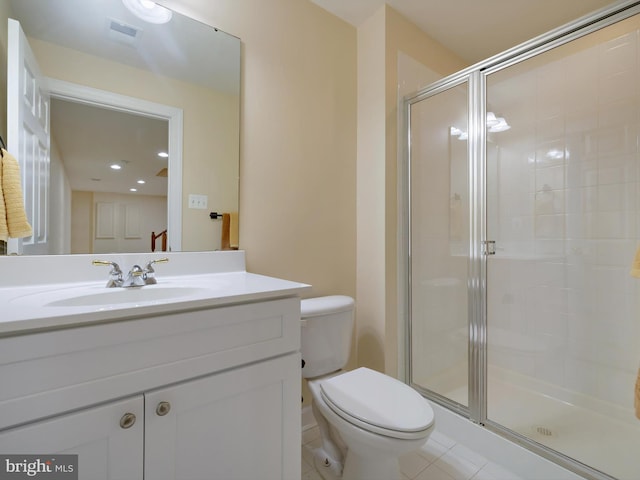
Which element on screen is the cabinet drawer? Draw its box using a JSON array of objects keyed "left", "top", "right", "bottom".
[{"left": 0, "top": 297, "right": 300, "bottom": 430}]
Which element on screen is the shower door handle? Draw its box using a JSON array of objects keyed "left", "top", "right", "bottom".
[{"left": 483, "top": 240, "right": 496, "bottom": 255}]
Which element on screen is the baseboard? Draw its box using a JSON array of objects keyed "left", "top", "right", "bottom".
[{"left": 301, "top": 405, "right": 316, "bottom": 431}]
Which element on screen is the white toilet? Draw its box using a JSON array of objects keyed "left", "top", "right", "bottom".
[{"left": 301, "top": 296, "right": 435, "bottom": 480}]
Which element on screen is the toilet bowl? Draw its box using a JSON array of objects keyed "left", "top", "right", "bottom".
[{"left": 301, "top": 296, "right": 435, "bottom": 480}]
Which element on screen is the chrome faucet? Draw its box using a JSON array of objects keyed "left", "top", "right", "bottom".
[
  {"left": 142, "top": 258, "right": 169, "bottom": 285},
  {"left": 123, "top": 265, "right": 146, "bottom": 287},
  {"left": 93, "top": 258, "right": 168, "bottom": 287}
]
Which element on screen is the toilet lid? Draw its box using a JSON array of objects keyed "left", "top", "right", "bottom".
[{"left": 319, "top": 367, "right": 434, "bottom": 438}]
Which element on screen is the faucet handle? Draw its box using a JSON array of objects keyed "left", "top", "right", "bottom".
[
  {"left": 143, "top": 257, "right": 169, "bottom": 285},
  {"left": 92, "top": 260, "right": 123, "bottom": 288},
  {"left": 144, "top": 257, "right": 169, "bottom": 270}
]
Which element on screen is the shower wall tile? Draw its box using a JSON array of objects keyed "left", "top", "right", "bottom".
[
  {"left": 534, "top": 348, "right": 567, "bottom": 386},
  {"left": 597, "top": 368, "right": 636, "bottom": 405},
  {"left": 536, "top": 310, "right": 569, "bottom": 339},
  {"left": 595, "top": 239, "right": 637, "bottom": 266},
  {"left": 597, "top": 183, "right": 633, "bottom": 211},
  {"left": 594, "top": 125, "right": 637, "bottom": 157},
  {"left": 599, "top": 31, "right": 637, "bottom": 67},
  {"left": 594, "top": 265, "right": 636, "bottom": 294},
  {"left": 535, "top": 117, "right": 565, "bottom": 147},
  {"left": 598, "top": 70, "right": 637, "bottom": 105},
  {"left": 483, "top": 21, "right": 640, "bottom": 414},
  {"left": 595, "top": 211, "right": 636, "bottom": 238},
  {"left": 598, "top": 341, "right": 640, "bottom": 373},
  {"left": 535, "top": 165, "right": 565, "bottom": 190},
  {"left": 566, "top": 159, "right": 598, "bottom": 187},
  {"left": 564, "top": 355, "right": 600, "bottom": 398},
  {"left": 533, "top": 239, "right": 565, "bottom": 256},
  {"left": 536, "top": 62, "right": 565, "bottom": 121},
  {"left": 533, "top": 261, "right": 567, "bottom": 287},
  {"left": 598, "top": 99, "right": 639, "bottom": 128}
]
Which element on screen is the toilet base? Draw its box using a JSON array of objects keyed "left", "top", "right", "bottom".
[
  {"left": 313, "top": 447, "right": 401, "bottom": 480},
  {"left": 313, "top": 447, "right": 341, "bottom": 480}
]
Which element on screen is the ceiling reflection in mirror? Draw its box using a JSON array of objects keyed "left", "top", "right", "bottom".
[{"left": 5, "top": 0, "right": 241, "bottom": 255}]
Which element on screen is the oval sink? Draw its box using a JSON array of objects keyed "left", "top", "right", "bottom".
[
  {"left": 46, "top": 286, "right": 209, "bottom": 307},
  {"left": 8, "top": 283, "right": 220, "bottom": 309}
]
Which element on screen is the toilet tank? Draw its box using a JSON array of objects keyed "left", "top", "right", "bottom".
[{"left": 300, "top": 296, "right": 355, "bottom": 379}]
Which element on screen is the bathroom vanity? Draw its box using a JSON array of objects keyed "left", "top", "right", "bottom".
[{"left": 0, "top": 251, "right": 310, "bottom": 480}]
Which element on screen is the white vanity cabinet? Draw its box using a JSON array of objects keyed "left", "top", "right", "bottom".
[
  {"left": 145, "top": 353, "right": 299, "bottom": 479},
  {"left": 0, "top": 295, "right": 303, "bottom": 480},
  {"left": 0, "top": 396, "right": 144, "bottom": 480}
]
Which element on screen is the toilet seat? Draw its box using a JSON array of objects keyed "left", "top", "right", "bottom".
[{"left": 319, "top": 367, "right": 434, "bottom": 440}]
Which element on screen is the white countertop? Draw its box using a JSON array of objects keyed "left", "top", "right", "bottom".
[{"left": 0, "top": 251, "right": 311, "bottom": 336}]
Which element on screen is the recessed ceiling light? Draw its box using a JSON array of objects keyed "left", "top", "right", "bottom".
[
  {"left": 110, "top": 163, "right": 122, "bottom": 170},
  {"left": 157, "top": 151, "right": 169, "bottom": 158},
  {"left": 137, "top": 179, "right": 146, "bottom": 184},
  {"left": 122, "top": 0, "right": 173, "bottom": 24},
  {"left": 130, "top": 188, "right": 138, "bottom": 192}
]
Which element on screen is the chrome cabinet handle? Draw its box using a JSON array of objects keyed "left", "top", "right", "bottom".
[
  {"left": 119, "top": 412, "right": 136, "bottom": 429},
  {"left": 156, "top": 401, "right": 171, "bottom": 416}
]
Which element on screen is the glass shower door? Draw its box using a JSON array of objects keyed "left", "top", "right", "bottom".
[
  {"left": 409, "top": 81, "right": 470, "bottom": 409},
  {"left": 485, "top": 14, "right": 640, "bottom": 479}
]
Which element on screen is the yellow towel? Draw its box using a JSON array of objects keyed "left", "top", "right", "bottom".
[
  {"left": 631, "top": 246, "right": 640, "bottom": 277},
  {"left": 229, "top": 212, "right": 239, "bottom": 249},
  {"left": 1, "top": 148, "right": 32, "bottom": 240},
  {"left": 636, "top": 368, "right": 640, "bottom": 420}
]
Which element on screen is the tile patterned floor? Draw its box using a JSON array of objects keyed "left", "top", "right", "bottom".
[{"left": 301, "top": 425, "right": 522, "bottom": 480}]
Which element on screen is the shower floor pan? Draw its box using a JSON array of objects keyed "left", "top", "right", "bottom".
[{"left": 430, "top": 369, "right": 640, "bottom": 480}]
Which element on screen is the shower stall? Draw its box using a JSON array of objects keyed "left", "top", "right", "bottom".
[{"left": 404, "top": 2, "right": 640, "bottom": 479}]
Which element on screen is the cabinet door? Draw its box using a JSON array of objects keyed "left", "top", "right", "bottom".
[
  {"left": 0, "top": 396, "right": 143, "bottom": 480},
  {"left": 145, "top": 353, "right": 301, "bottom": 480}
]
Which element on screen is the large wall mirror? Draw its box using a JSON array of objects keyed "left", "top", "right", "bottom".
[{"left": 1, "top": 0, "right": 240, "bottom": 255}]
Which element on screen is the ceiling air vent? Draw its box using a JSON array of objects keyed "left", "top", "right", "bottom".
[{"left": 107, "top": 18, "right": 143, "bottom": 46}]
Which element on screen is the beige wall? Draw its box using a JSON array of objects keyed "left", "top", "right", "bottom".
[
  {"left": 71, "top": 190, "right": 166, "bottom": 254},
  {"left": 357, "top": 5, "right": 467, "bottom": 376},
  {"left": 71, "top": 191, "right": 93, "bottom": 254},
  {"left": 160, "top": 0, "right": 358, "bottom": 297}
]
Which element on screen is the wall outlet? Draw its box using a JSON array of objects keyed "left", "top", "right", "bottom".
[{"left": 188, "top": 194, "right": 208, "bottom": 209}]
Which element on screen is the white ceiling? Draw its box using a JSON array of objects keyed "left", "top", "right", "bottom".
[
  {"left": 310, "top": 0, "right": 621, "bottom": 64},
  {"left": 9, "top": 0, "right": 239, "bottom": 197},
  {"left": 10, "top": 0, "right": 240, "bottom": 93},
  {"left": 51, "top": 100, "right": 169, "bottom": 196}
]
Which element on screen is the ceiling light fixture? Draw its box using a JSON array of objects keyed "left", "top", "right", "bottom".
[
  {"left": 137, "top": 179, "right": 146, "bottom": 184},
  {"left": 122, "top": 0, "right": 173, "bottom": 24},
  {"left": 157, "top": 151, "right": 169, "bottom": 158},
  {"left": 110, "top": 163, "right": 123, "bottom": 170}
]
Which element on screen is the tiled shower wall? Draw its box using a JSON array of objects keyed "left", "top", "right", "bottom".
[{"left": 487, "top": 19, "right": 640, "bottom": 411}]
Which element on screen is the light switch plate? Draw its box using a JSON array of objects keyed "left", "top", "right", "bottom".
[{"left": 188, "top": 194, "right": 208, "bottom": 209}]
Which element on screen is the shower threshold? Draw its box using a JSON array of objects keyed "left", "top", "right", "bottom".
[{"left": 433, "top": 367, "right": 640, "bottom": 480}]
